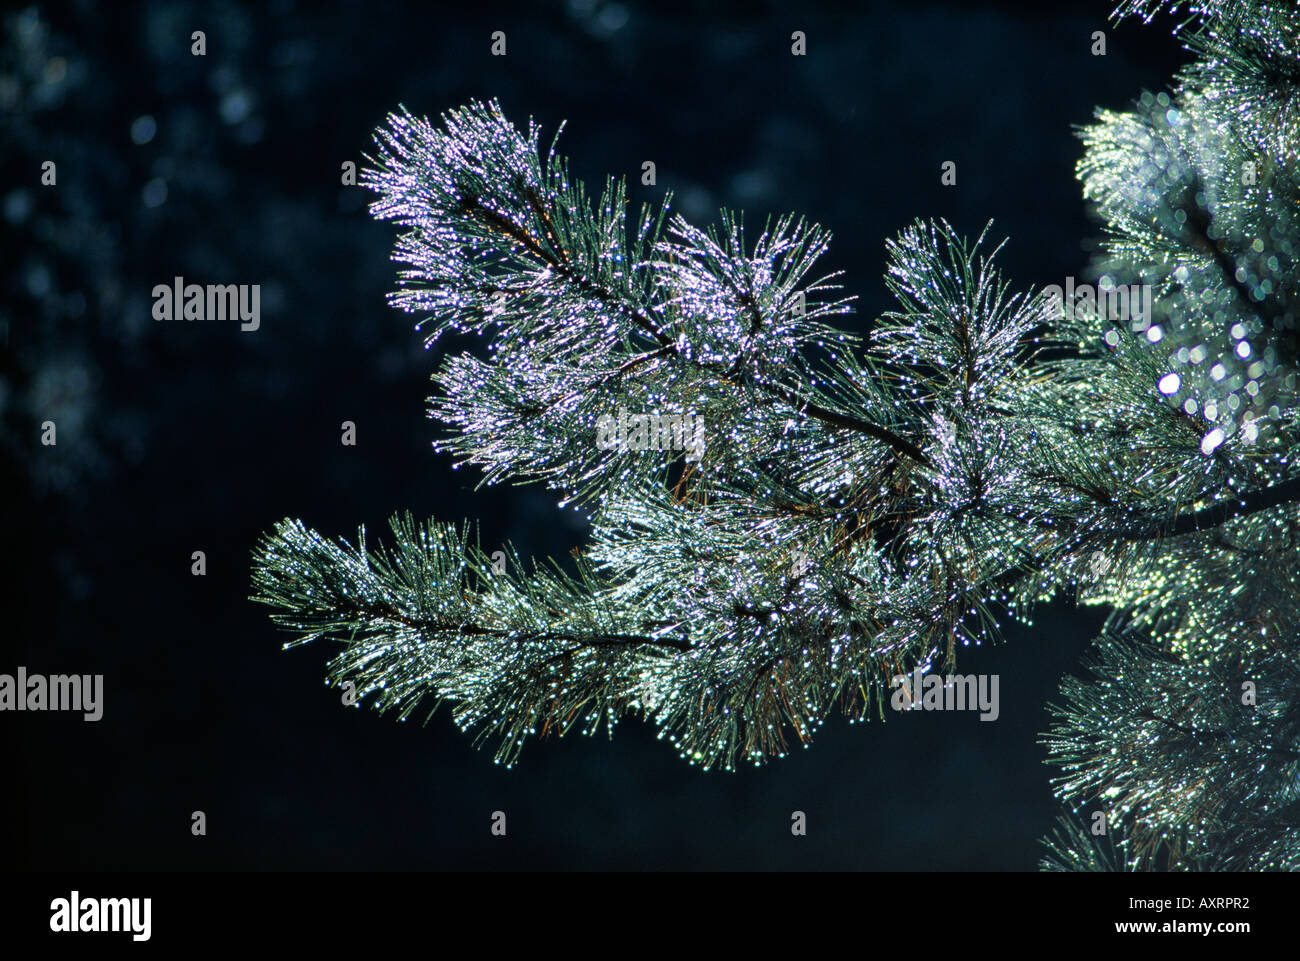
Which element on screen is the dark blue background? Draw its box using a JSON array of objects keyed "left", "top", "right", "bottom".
[{"left": 3, "top": 0, "right": 1183, "bottom": 869}]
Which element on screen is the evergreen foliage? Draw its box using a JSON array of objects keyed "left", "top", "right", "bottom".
[{"left": 252, "top": 0, "right": 1300, "bottom": 869}]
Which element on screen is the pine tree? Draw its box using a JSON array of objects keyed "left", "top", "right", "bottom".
[
  {"left": 251, "top": 0, "right": 1300, "bottom": 869},
  {"left": 1036, "top": 0, "right": 1300, "bottom": 871}
]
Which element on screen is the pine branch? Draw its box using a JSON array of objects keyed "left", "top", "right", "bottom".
[
  {"left": 252, "top": 72, "right": 1300, "bottom": 867},
  {"left": 1130, "top": 472, "right": 1300, "bottom": 537}
]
